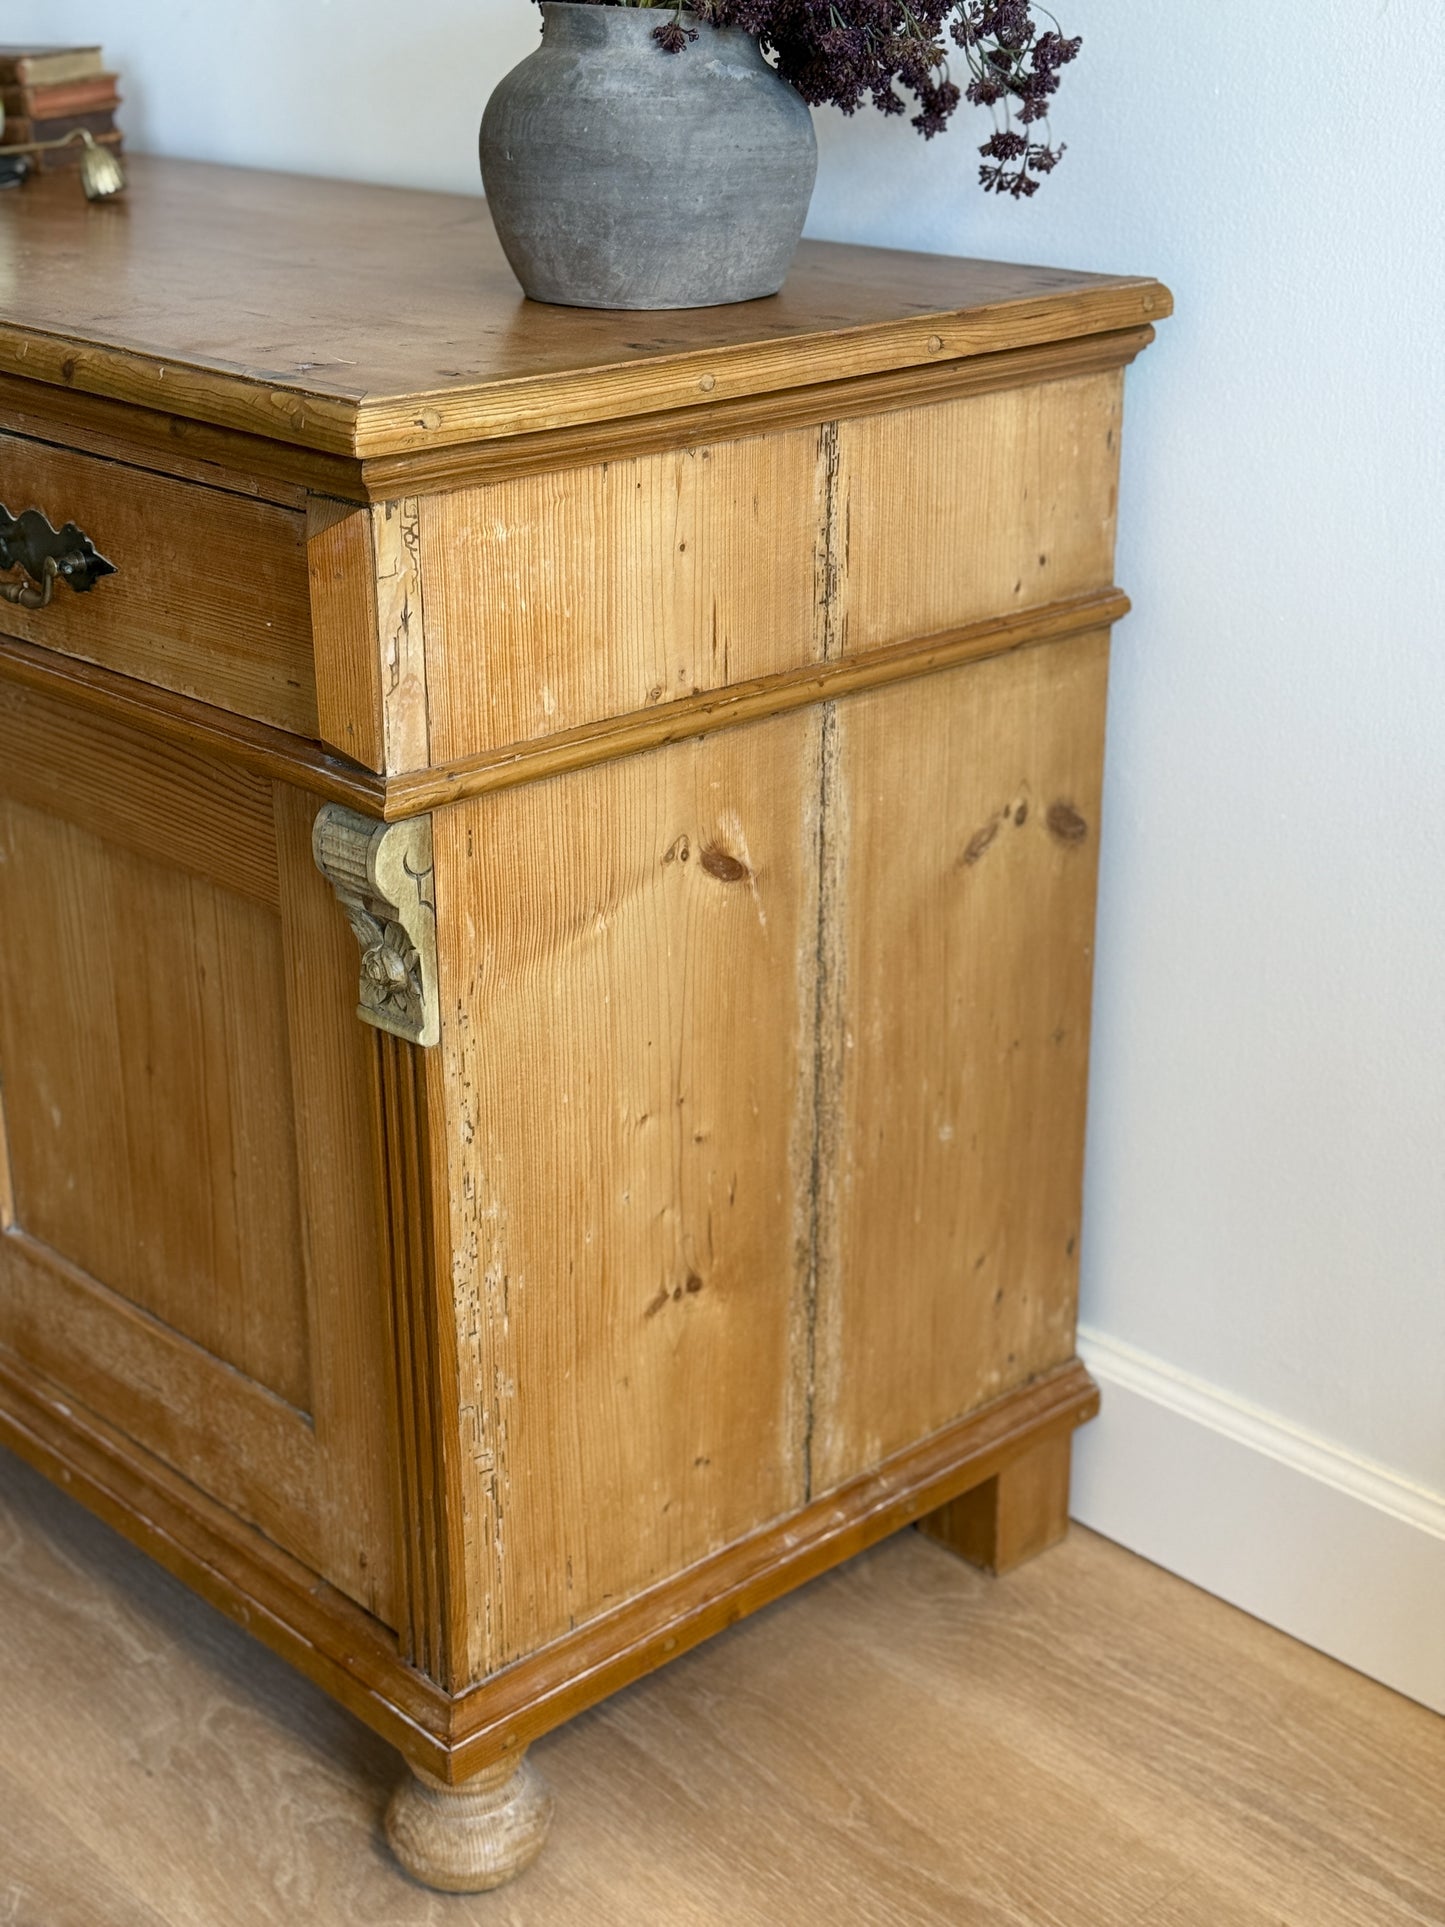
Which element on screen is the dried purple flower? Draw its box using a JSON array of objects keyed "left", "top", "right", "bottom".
[
  {"left": 548, "top": 0, "right": 1079, "bottom": 192},
  {"left": 652, "top": 14, "right": 698, "bottom": 49}
]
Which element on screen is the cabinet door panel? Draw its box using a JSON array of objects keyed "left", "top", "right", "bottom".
[
  {"left": 0, "top": 798, "right": 312, "bottom": 1406},
  {"left": 0, "top": 701, "right": 396, "bottom": 1622}
]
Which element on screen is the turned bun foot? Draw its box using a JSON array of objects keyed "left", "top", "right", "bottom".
[{"left": 385, "top": 1754, "right": 554, "bottom": 1893}]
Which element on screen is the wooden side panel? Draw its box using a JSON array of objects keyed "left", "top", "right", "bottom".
[
  {"left": 431, "top": 713, "right": 820, "bottom": 1679},
  {"left": 418, "top": 434, "right": 821, "bottom": 763},
  {"left": 812, "top": 633, "right": 1110, "bottom": 1491},
  {"left": 0, "top": 432, "right": 316, "bottom": 734},
  {"left": 831, "top": 374, "right": 1123, "bottom": 652},
  {"left": 411, "top": 382, "right": 1121, "bottom": 773},
  {"left": 0, "top": 798, "right": 311, "bottom": 1409}
]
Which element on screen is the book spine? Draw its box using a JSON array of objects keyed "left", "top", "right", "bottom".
[
  {"left": 0, "top": 50, "right": 102, "bottom": 86},
  {"left": 0, "top": 110, "right": 117, "bottom": 146},
  {"left": 1, "top": 76, "right": 120, "bottom": 120}
]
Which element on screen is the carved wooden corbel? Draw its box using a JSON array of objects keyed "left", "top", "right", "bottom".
[{"left": 312, "top": 806, "right": 439, "bottom": 1047}]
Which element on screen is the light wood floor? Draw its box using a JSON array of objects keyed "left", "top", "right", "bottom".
[{"left": 0, "top": 1450, "right": 1441, "bottom": 1927}]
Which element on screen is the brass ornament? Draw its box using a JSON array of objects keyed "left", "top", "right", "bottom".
[
  {"left": 0, "top": 504, "right": 117, "bottom": 608},
  {"left": 0, "top": 127, "right": 127, "bottom": 199}
]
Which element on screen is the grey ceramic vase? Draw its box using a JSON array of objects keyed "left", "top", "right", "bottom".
[{"left": 480, "top": 3, "right": 817, "bottom": 310}]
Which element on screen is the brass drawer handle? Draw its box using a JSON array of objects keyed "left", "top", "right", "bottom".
[{"left": 0, "top": 505, "right": 117, "bottom": 610}]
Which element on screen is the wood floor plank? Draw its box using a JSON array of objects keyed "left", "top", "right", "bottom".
[
  {"left": 0, "top": 1763, "right": 175, "bottom": 1927},
  {"left": 0, "top": 1448, "right": 1440, "bottom": 1925}
]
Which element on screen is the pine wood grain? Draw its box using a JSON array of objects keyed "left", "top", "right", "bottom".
[
  {"left": 430, "top": 713, "right": 821, "bottom": 1680},
  {"left": 0, "top": 159, "right": 1170, "bottom": 465},
  {"left": 831, "top": 374, "right": 1123, "bottom": 652},
  {"left": 0, "top": 429, "right": 317, "bottom": 734},
  {"left": 0, "top": 673, "right": 282, "bottom": 905},
  {"left": 437, "top": 1365, "right": 1096, "bottom": 1777},
  {"left": 0, "top": 374, "right": 333, "bottom": 504},
  {"left": 310, "top": 499, "right": 434, "bottom": 777},
  {"left": 0, "top": 379, "right": 320, "bottom": 505},
  {"left": 0, "top": 574, "right": 1130, "bottom": 827},
  {"left": 307, "top": 497, "right": 386, "bottom": 771},
  {"left": 0, "top": 1332, "right": 1091, "bottom": 1787},
  {"left": 0, "top": 1054, "right": 13, "bottom": 1232},
  {"left": 0, "top": 758, "right": 402, "bottom": 1620},
  {"left": 0, "top": 171, "right": 1183, "bottom": 1894},
  {"left": 814, "top": 634, "right": 1110, "bottom": 1489},
  {"left": 2, "top": 1457, "right": 1439, "bottom": 1927},
  {"left": 419, "top": 431, "right": 821, "bottom": 762},
  {"left": 0, "top": 1227, "right": 320, "bottom": 1555},
  {"left": 0, "top": 324, "right": 1154, "bottom": 505},
  {"left": 0, "top": 800, "right": 309, "bottom": 1406},
  {"left": 359, "top": 325, "right": 1156, "bottom": 500},
  {"left": 0, "top": 1351, "right": 452, "bottom": 1765},
  {"left": 400, "top": 372, "right": 1122, "bottom": 779},
  {"left": 372, "top": 497, "right": 432, "bottom": 771}
]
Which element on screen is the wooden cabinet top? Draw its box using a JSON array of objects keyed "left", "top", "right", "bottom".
[{"left": 0, "top": 157, "right": 1170, "bottom": 469}]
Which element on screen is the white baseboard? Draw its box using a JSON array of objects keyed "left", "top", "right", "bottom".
[{"left": 1071, "top": 1328, "right": 1445, "bottom": 1715}]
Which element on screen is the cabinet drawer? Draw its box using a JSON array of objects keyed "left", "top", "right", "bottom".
[{"left": 0, "top": 431, "right": 318, "bottom": 735}]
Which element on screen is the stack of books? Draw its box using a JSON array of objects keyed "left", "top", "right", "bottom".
[{"left": 0, "top": 44, "right": 123, "bottom": 172}]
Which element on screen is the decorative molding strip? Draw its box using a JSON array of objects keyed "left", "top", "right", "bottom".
[
  {"left": 359, "top": 325, "right": 1156, "bottom": 496},
  {"left": 387, "top": 588, "right": 1130, "bottom": 818},
  {"left": 1073, "top": 1327, "right": 1445, "bottom": 1714},
  {"left": 313, "top": 805, "right": 439, "bottom": 1047},
  {"left": 2, "top": 324, "right": 1155, "bottom": 504},
  {"left": 0, "top": 586, "right": 1127, "bottom": 827},
  {"left": 0, "top": 279, "right": 1169, "bottom": 467},
  {"left": 0, "top": 375, "right": 360, "bottom": 504},
  {"left": 351, "top": 297, "right": 1168, "bottom": 462},
  {"left": 0, "top": 319, "right": 359, "bottom": 458},
  {"left": 1080, "top": 1329, "right": 1445, "bottom": 1537},
  {"left": 371, "top": 1030, "right": 466, "bottom": 1687}
]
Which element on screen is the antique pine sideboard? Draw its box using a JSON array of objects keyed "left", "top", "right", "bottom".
[{"left": 0, "top": 157, "right": 1168, "bottom": 1891}]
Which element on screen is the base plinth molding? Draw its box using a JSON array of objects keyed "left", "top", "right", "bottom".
[{"left": 384, "top": 1754, "right": 553, "bottom": 1893}]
